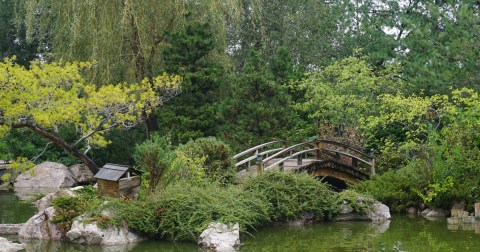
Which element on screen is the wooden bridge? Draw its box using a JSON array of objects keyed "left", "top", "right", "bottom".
[{"left": 233, "top": 139, "right": 375, "bottom": 187}]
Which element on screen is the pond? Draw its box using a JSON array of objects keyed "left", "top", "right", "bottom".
[
  {"left": 0, "top": 191, "right": 37, "bottom": 224},
  {"left": 3, "top": 191, "right": 480, "bottom": 251}
]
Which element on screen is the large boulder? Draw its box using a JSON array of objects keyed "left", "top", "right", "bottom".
[
  {"left": 334, "top": 201, "right": 391, "bottom": 221},
  {"left": 198, "top": 222, "right": 240, "bottom": 251},
  {"left": 14, "top": 162, "right": 76, "bottom": 189},
  {"left": 368, "top": 203, "right": 391, "bottom": 221},
  {"left": 68, "top": 164, "right": 95, "bottom": 184},
  {"left": 0, "top": 237, "right": 24, "bottom": 252},
  {"left": 66, "top": 219, "right": 144, "bottom": 245},
  {"left": 18, "top": 206, "right": 64, "bottom": 240}
]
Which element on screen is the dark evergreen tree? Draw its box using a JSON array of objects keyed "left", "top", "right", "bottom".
[
  {"left": 219, "top": 50, "right": 298, "bottom": 150},
  {"left": 156, "top": 22, "right": 225, "bottom": 143}
]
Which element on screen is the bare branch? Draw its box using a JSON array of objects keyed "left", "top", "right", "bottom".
[{"left": 31, "top": 142, "right": 52, "bottom": 162}]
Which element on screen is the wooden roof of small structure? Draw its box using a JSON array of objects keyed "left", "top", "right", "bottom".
[{"left": 94, "top": 163, "right": 130, "bottom": 181}]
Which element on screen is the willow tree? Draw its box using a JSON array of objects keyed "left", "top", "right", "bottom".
[{"left": 15, "top": 0, "right": 240, "bottom": 84}]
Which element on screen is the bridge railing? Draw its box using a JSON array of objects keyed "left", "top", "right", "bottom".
[
  {"left": 234, "top": 139, "right": 375, "bottom": 175},
  {"left": 316, "top": 139, "right": 375, "bottom": 175},
  {"left": 264, "top": 148, "right": 319, "bottom": 171},
  {"left": 232, "top": 140, "right": 287, "bottom": 171}
]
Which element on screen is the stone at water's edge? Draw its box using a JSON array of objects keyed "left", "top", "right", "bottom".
[
  {"left": 420, "top": 209, "right": 431, "bottom": 216},
  {"left": 198, "top": 222, "right": 240, "bottom": 251},
  {"left": 334, "top": 201, "right": 391, "bottom": 222},
  {"left": 368, "top": 203, "right": 391, "bottom": 221},
  {"left": 425, "top": 209, "right": 447, "bottom": 218},
  {"left": 18, "top": 206, "right": 64, "bottom": 240},
  {"left": 14, "top": 162, "right": 76, "bottom": 189},
  {"left": 0, "top": 237, "right": 24, "bottom": 252},
  {"left": 0, "top": 224, "right": 24, "bottom": 235},
  {"left": 475, "top": 203, "right": 480, "bottom": 218},
  {"left": 406, "top": 207, "right": 417, "bottom": 214},
  {"left": 66, "top": 219, "right": 145, "bottom": 245}
]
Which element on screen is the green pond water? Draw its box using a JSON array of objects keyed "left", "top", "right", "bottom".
[{"left": 3, "top": 191, "right": 480, "bottom": 251}]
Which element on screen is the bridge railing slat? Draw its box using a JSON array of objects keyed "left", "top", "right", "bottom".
[
  {"left": 264, "top": 148, "right": 319, "bottom": 170},
  {"left": 232, "top": 140, "right": 286, "bottom": 159}
]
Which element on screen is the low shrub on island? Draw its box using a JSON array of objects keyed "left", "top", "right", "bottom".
[{"left": 50, "top": 171, "right": 355, "bottom": 242}]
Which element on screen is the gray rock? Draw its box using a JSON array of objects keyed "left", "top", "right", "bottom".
[
  {"left": 18, "top": 206, "right": 64, "bottom": 240},
  {"left": 0, "top": 237, "right": 24, "bottom": 252},
  {"left": 68, "top": 164, "right": 95, "bottom": 184},
  {"left": 66, "top": 219, "right": 145, "bottom": 245},
  {"left": 406, "top": 207, "right": 417, "bottom": 214},
  {"left": 334, "top": 201, "right": 391, "bottom": 222},
  {"left": 0, "top": 224, "right": 24, "bottom": 235},
  {"left": 368, "top": 203, "right": 391, "bottom": 221},
  {"left": 14, "top": 162, "right": 76, "bottom": 189},
  {"left": 420, "top": 208, "right": 431, "bottom": 216},
  {"left": 340, "top": 204, "right": 354, "bottom": 214},
  {"left": 35, "top": 189, "right": 77, "bottom": 211},
  {"left": 198, "top": 222, "right": 240, "bottom": 251},
  {"left": 425, "top": 209, "right": 446, "bottom": 218}
]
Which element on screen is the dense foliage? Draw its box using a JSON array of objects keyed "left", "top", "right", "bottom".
[
  {"left": 1, "top": 0, "right": 480, "bottom": 216},
  {"left": 73, "top": 172, "right": 345, "bottom": 241},
  {"left": 243, "top": 172, "right": 338, "bottom": 221}
]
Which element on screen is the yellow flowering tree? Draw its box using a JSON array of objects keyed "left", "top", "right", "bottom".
[{"left": 0, "top": 58, "right": 181, "bottom": 174}]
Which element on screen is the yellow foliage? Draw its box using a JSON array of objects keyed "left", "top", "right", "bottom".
[{"left": 0, "top": 58, "right": 181, "bottom": 147}]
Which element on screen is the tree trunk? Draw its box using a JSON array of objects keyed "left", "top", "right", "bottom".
[{"left": 13, "top": 123, "right": 101, "bottom": 174}]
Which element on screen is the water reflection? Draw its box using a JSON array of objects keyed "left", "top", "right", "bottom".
[{"left": 0, "top": 191, "right": 37, "bottom": 224}]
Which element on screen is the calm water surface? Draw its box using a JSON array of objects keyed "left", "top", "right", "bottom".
[{"left": 3, "top": 191, "right": 480, "bottom": 251}]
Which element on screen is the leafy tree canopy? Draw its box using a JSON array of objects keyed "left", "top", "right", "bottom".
[{"left": 0, "top": 57, "right": 181, "bottom": 173}]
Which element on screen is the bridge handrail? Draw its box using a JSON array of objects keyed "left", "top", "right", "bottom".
[
  {"left": 235, "top": 148, "right": 284, "bottom": 167},
  {"left": 317, "top": 139, "right": 373, "bottom": 160},
  {"left": 261, "top": 140, "right": 317, "bottom": 165},
  {"left": 232, "top": 140, "right": 286, "bottom": 159},
  {"left": 322, "top": 148, "right": 373, "bottom": 166},
  {"left": 265, "top": 148, "right": 319, "bottom": 170}
]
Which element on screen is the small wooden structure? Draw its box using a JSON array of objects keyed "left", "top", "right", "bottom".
[{"left": 94, "top": 163, "right": 141, "bottom": 198}]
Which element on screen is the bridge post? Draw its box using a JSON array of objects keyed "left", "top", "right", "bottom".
[
  {"left": 352, "top": 157, "right": 358, "bottom": 168},
  {"left": 371, "top": 158, "right": 376, "bottom": 175},
  {"left": 297, "top": 155, "right": 302, "bottom": 165},
  {"left": 315, "top": 141, "right": 323, "bottom": 160},
  {"left": 370, "top": 148, "right": 376, "bottom": 175},
  {"left": 256, "top": 154, "right": 263, "bottom": 174}
]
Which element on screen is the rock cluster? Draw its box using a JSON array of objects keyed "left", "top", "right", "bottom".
[
  {"left": 17, "top": 188, "right": 145, "bottom": 245},
  {"left": 198, "top": 222, "right": 240, "bottom": 251},
  {"left": 66, "top": 218, "right": 144, "bottom": 245},
  {"left": 334, "top": 200, "right": 391, "bottom": 221},
  {"left": 14, "top": 162, "right": 94, "bottom": 190}
]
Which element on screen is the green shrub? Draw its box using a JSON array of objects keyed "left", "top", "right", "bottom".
[
  {"left": 155, "top": 183, "right": 269, "bottom": 241},
  {"left": 104, "top": 183, "right": 269, "bottom": 241},
  {"left": 51, "top": 186, "right": 102, "bottom": 232},
  {"left": 104, "top": 198, "right": 163, "bottom": 236},
  {"left": 243, "top": 171, "right": 338, "bottom": 221},
  {"left": 174, "top": 137, "right": 236, "bottom": 184},
  {"left": 134, "top": 134, "right": 176, "bottom": 193},
  {"left": 351, "top": 171, "right": 420, "bottom": 213}
]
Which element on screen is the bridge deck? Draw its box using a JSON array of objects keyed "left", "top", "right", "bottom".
[{"left": 237, "top": 158, "right": 317, "bottom": 179}]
